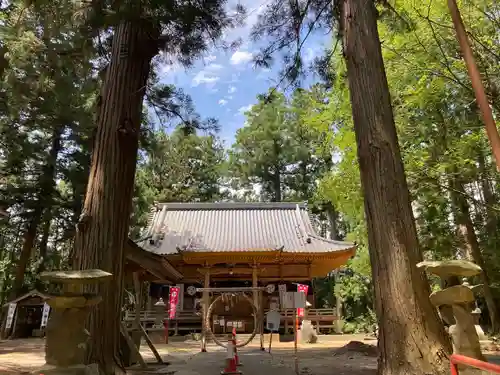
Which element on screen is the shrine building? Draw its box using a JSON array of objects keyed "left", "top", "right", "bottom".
[{"left": 130, "top": 202, "right": 356, "bottom": 335}]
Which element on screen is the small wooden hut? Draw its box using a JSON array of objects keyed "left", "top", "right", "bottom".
[{"left": 2, "top": 289, "right": 50, "bottom": 338}]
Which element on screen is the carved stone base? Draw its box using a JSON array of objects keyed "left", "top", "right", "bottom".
[{"left": 45, "top": 307, "right": 90, "bottom": 367}]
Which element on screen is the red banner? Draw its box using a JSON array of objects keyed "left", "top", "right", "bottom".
[
  {"left": 169, "top": 286, "right": 180, "bottom": 319},
  {"left": 297, "top": 284, "right": 309, "bottom": 317}
]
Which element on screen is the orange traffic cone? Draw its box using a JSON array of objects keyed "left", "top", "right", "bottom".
[
  {"left": 232, "top": 328, "right": 242, "bottom": 367},
  {"left": 221, "top": 335, "right": 242, "bottom": 375}
]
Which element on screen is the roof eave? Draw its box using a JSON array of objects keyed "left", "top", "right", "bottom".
[
  {"left": 126, "top": 239, "right": 183, "bottom": 281},
  {"left": 3, "top": 289, "right": 50, "bottom": 307}
]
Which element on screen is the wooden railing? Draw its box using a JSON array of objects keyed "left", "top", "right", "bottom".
[
  {"left": 123, "top": 308, "right": 338, "bottom": 334},
  {"left": 123, "top": 310, "right": 202, "bottom": 335},
  {"left": 265, "top": 308, "right": 338, "bottom": 333}
]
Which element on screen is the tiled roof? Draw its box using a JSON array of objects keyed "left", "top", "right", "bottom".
[{"left": 138, "top": 202, "right": 355, "bottom": 255}]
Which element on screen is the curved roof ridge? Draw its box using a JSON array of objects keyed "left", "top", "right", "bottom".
[
  {"left": 156, "top": 202, "right": 308, "bottom": 210},
  {"left": 294, "top": 203, "right": 356, "bottom": 247}
]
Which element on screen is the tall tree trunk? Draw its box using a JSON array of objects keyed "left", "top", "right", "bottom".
[
  {"left": 10, "top": 126, "right": 62, "bottom": 297},
  {"left": 477, "top": 150, "right": 497, "bottom": 235},
  {"left": 328, "top": 206, "right": 343, "bottom": 332},
  {"left": 272, "top": 170, "right": 282, "bottom": 202},
  {"left": 11, "top": 217, "right": 40, "bottom": 296},
  {"left": 325, "top": 202, "right": 339, "bottom": 241},
  {"left": 0, "top": 222, "right": 25, "bottom": 338},
  {"left": 36, "top": 210, "right": 53, "bottom": 274},
  {"left": 72, "top": 19, "right": 158, "bottom": 374},
  {"left": 450, "top": 175, "right": 500, "bottom": 332},
  {"left": 339, "top": 1, "right": 452, "bottom": 374}
]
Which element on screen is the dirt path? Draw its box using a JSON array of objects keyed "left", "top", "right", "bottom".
[
  {"left": 0, "top": 335, "right": 378, "bottom": 375},
  {"left": 4, "top": 334, "right": 500, "bottom": 375},
  {"left": 165, "top": 345, "right": 378, "bottom": 375},
  {"left": 0, "top": 335, "right": 376, "bottom": 375}
]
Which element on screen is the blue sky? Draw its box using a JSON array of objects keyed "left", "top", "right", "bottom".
[{"left": 158, "top": 0, "right": 332, "bottom": 147}]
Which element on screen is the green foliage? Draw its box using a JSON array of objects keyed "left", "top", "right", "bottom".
[
  {"left": 307, "top": 0, "right": 499, "bottom": 332},
  {"left": 229, "top": 86, "right": 331, "bottom": 202},
  {"left": 130, "top": 127, "right": 227, "bottom": 237}
]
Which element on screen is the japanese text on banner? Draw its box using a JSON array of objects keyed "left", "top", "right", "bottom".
[
  {"left": 169, "top": 286, "right": 180, "bottom": 319},
  {"left": 297, "top": 284, "right": 309, "bottom": 317}
]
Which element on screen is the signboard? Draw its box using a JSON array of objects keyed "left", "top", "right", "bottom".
[
  {"left": 169, "top": 286, "right": 180, "bottom": 319},
  {"left": 278, "top": 284, "right": 287, "bottom": 307},
  {"left": 176, "top": 284, "right": 184, "bottom": 311},
  {"left": 284, "top": 292, "right": 306, "bottom": 309},
  {"left": 5, "top": 303, "right": 16, "bottom": 329},
  {"left": 269, "top": 296, "right": 280, "bottom": 311},
  {"left": 40, "top": 303, "right": 51, "bottom": 328},
  {"left": 297, "top": 284, "right": 309, "bottom": 317},
  {"left": 266, "top": 310, "right": 281, "bottom": 332}
]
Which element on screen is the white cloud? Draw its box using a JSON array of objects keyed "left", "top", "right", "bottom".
[
  {"left": 207, "top": 63, "right": 223, "bottom": 71},
  {"left": 228, "top": 86, "right": 237, "bottom": 94},
  {"left": 238, "top": 104, "right": 253, "bottom": 114},
  {"left": 219, "top": 99, "right": 228, "bottom": 106},
  {"left": 230, "top": 50, "right": 253, "bottom": 65},
  {"left": 192, "top": 70, "right": 220, "bottom": 87},
  {"left": 205, "top": 54, "right": 217, "bottom": 63}
]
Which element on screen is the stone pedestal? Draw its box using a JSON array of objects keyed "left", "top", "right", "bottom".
[
  {"left": 45, "top": 295, "right": 102, "bottom": 367},
  {"left": 418, "top": 260, "right": 486, "bottom": 364},
  {"left": 34, "top": 269, "right": 112, "bottom": 374}
]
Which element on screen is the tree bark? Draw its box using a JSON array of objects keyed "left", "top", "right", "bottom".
[
  {"left": 339, "top": 1, "right": 452, "bottom": 374},
  {"left": 36, "top": 209, "right": 53, "bottom": 274},
  {"left": 325, "top": 202, "right": 339, "bottom": 241},
  {"left": 11, "top": 126, "right": 62, "bottom": 297},
  {"left": 477, "top": 150, "right": 497, "bottom": 235},
  {"left": 450, "top": 175, "right": 500, "bottom": 332},
  {"left": 11, "top": 217, "right": 40, "bottom": 296},
  {"left": 71, "top": 19, "right": 158, "bottom": 375}
]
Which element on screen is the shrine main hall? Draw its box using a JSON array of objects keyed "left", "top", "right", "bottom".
[{"left": 132, "top": 202, "right": 356, "bottom": 334}]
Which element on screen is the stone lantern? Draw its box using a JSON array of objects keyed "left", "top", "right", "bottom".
[
  {"left": 417, "top": 260, "right": 485, "bottom": 361},
  {"left": 35, "top": 269, "right": 112, "bottom": 375}
]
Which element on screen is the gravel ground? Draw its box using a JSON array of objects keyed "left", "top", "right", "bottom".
[{"left": 2, "top": 334, "right": 498, "bottom": 375}]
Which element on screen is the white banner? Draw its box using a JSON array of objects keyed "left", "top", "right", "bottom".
[
  {"left": 40, "top": 303, "right": 51, "bottom": 328},
  {"left": 176, "top": 284, "right": 184, "bottom": 311},
  {"left": 278, "top": 284, "right": 287, "bottom": 308},
  {"left": 5, "top": 303, "right": 17, "bottom": 329},
  {"left": 284, "top": 292, "right": 306, "bottom": 309}
]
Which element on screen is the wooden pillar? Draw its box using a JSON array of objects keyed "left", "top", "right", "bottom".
[
  {"left": 146, "top": 282, "right": 152, "bottom": 311},
  {"left": 334, "top": 272, "right": 343, "bottom": 334},
  {"left": 201, "top": 266, "right": 211, "bottom": 352},
  {"left": 252, "top": 263, "right": 259, "bottom": 310},
  {"left": 259, "top": 290, "right": 264, "bottom": 350},
  {"left": 252, "top": 262, "right": 264, "bottom": 348},
  {"left": 133, "top": 272, "right": 142, "bottom": 329},
  {"left": 306, "top": 262, "right": 312, "bottom": 317},
  {"left": 335, "top": 296, "right": 343, "bottom": 334}
]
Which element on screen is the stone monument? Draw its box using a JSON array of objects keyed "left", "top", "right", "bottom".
[
  {"left": 417, "top": 260, "right": 485, "bottom": 362},
  {"left": 299, "top": 320, "right": 318, "bottom": 344},
  {"left": 33, "top": 269, "right": 112, "bottom": 375}
]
